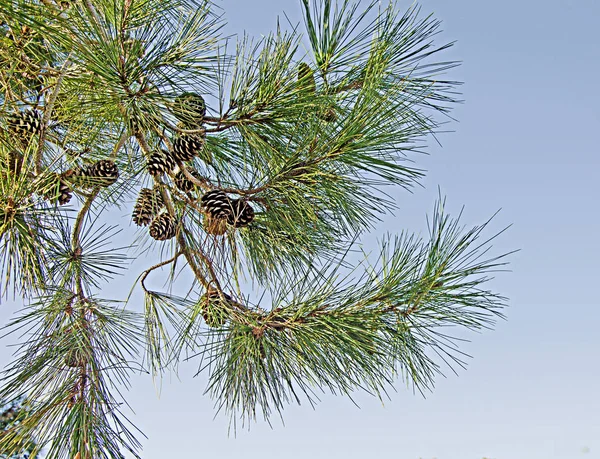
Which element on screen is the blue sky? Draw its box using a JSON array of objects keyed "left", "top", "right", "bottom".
[{"left": 2, "top": 1, "right": 599, "bottom": 458}]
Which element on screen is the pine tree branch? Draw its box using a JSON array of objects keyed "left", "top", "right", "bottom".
[
  {"left": 204, "top": 200, "right": 510, "bottom": 424},
  {"left": 178, "top": 162, "right": 212, "bottom": 190},
  {"left": 71, "top": 189, "right": 100, "bottom": 298},
  {"left": 134, "top": 131, "right": 215, "bottom": 292}
]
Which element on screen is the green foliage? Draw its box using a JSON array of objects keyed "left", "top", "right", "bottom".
[
  {"left": 0, "top": 398, "right": 37, "bottom": 458},
  {"left": 0, "top": 0, "right": 512, "bottom": 457}
]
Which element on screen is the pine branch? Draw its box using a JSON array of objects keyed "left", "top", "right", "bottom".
[
  {"left": 0, "top": 293, "right": 144, "bottom": 458},
  {"left": 203, "top": 199, "right": 510, "bottom": 424}
]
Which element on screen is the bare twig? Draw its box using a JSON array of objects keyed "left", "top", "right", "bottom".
[{"left": 140, "top": 252, "right": 183, "bottom": 292}]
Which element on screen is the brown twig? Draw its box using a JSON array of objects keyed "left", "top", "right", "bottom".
[{"left": 139, "top": 252, "right": 183, "bottom": 292}]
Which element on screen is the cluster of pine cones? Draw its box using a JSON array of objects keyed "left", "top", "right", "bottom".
[
  {"left": 200, "top": 190, "right": 254, "bottom": 235},
  {"left": 5, "top": 98, "right": 256, "bottom": 242},
  {"left": 46, "top": 158, "right": 120, "bottom": 205},
  {"left": 131, "top": 187, "right": 255, "bottom": 241},
  {"left": 130, "top": 93, "right": 255, "bottom": 241},
  {"left": 131, "top": 187, "right": 176, "bottom": 241},
  {"left": 5, "top": 109, "right": 120, "bottom": 205}
]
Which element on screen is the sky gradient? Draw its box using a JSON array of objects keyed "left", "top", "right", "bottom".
[{"left": 1, "top": 1, "right": 599, "bottom": 458}]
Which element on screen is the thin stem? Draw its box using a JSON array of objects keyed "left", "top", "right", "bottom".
[
  {"left": 71, "top": 188, "right": 101, "bottom": 298},
  {"left": 111, "top": 131, "right": 130, "bottom": 159},
  {"left": 82, "top": 0, "right": 105, "bottom": 36},
  {"left": 157, "top": 119, "right": 207, "bottom": 136},
  {"left": 140, "top": 252, "right": 183, "bottom": 292},
  {"left": 36, "top": 55, "right": 71, "bottom": 174},
  {"left": 68, "top": 132, "right": 128, "bottom": 294},
  {"left": 177, "top": 233, "right": 211, "bottom": 290}
]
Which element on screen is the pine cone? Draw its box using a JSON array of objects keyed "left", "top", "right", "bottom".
[
  {"left": 86, "top": 159, "right": 119, "bottom": 187},
  {"left": 68, "top": 165, "right": 89, "bottom": 178},
  {"left": 7, "top": 109, "right": 42, "bottom": 136},
  {"left": 174, "top": 168, "right": 201, "bottom": 193},
  {"left": 57, "top": 180, "right": 72, "bottom": 205},
  {"left": 172, "top": 93, "right": 206, "bottom": 127},
  {"left": 200, "top": 190, "right": 232, "bottom": 219},
  {"left": 132, "top": 187, "right": 163, "bottom": 226},
  {"left": 5, "top": 150, "right": 24, "bottom": 175},
  {"left": 202, "top": 213, "right": 228, "bottom": 235},
  {"left": 227, "top": 199, "right": 255, "bottom": 227},
  {"left": 63, "top": 165, "right": 90, "bottom": 188},
  {"left": 200, "top": 288, "right": 232, "bottom": 328},
  {"left": 172, "top": 134, "right": 204, "bottom": 162},
  {"left": 149, "top": 212, "right": 176, "bottom": 240},
  {"left": 45, "top": 174, "right": 72, "bottom": 205},
  {"left": 147, "top": 150, "right": 176, "bottom": 176}
]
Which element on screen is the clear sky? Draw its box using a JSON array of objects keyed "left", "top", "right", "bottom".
[{"left": 2, "top": 1, "right": 599, "bottom": 458}]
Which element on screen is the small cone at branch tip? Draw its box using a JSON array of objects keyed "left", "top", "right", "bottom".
[
  {"left": 147, "top": 149, "right": 176, "bottom": 176},
  {"left": 57, "top": 180, "right": 72, "bottom": 205},
  {"left": 172, "top": 92, "right": 207, "bottom": 127},
  {"left": 44, "top": 173, "right": 72, "bottom": 205},
  {"left": 149, "top": 212, "right": 176, "bottom": 240},
  {"left": 226, "top": 199, "right": 254, "bottom": 227},
  {"left": 6, "top": 109, "right": 42, "bottom": 136},
  {"left": 132, "top": 187, "right": 163, "bottom": 226},
  {"left": 203, "top": 213, "right": 228, "bottom": 235},
  {"left": 200, "top": 189, "right": 232, "bottom": 219}
]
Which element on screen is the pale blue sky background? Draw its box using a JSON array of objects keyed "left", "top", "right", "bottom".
[{"left": 2, "top": 0, "right": 600, "bottom": 458}]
